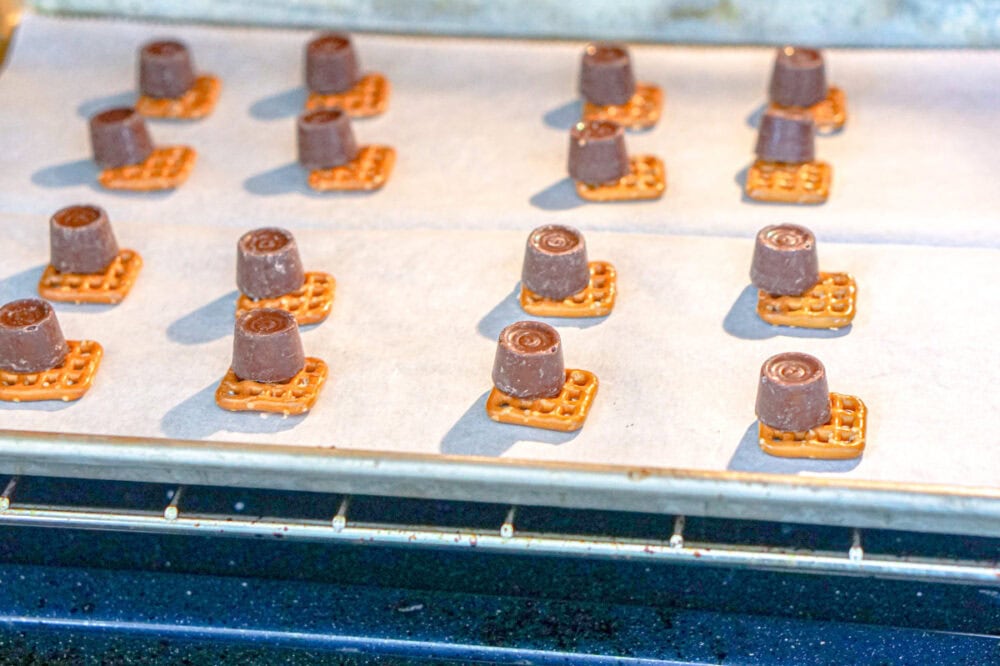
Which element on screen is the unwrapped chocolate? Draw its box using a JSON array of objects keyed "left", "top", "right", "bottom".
[
  {"left": 568, "top": 120, "right": 629, "bottom": 185},
  {"left": 755, "top": 108, "right": 815, "bottom": 164},
  {"left": 492, "top": 321, "right": 565, "bottom": 400},
  {"left": 522, "top": 225, "right": 590, "bottom": 300},
  {"left": 305, "top": 33, "right": 360, "bottom": 95},
  {"left": 750, "top": 224, "right": 819, "bottom": 296},
  {"left": 297, "top": 108, "right": 359, "bottom": 170},
  {"left": 236, "top": 227, "right": 306, "bottom": 300},
  {"left": 139, "top": 40, "right": 196, "bottom": 99},
  {"left": 89, "top": 107, "right": 154, "bottom": 169},
  {"left": 231, "top": 308, "right": 305, "bottom": 384},
  {"left": 49, "top": 204, "right": 120, "bottom": 275},
  {"left": 769, "top": 46, "right": 827, "bottom": 108},
  {"left": 579, "top": 42, "right": 636, "bottom": 106},
  {"left": 0, "top": 299, "right": 69, "bottom": 374},
  {"left": 755, "top": 352, "right": 832, "bottom": 432}
]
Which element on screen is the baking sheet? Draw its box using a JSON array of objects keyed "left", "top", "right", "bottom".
[
  {"left": 1, "top": 15, "right": 999, "bottom": 249},
  {"left": 1, "top": 213, "right": 998, "bottom": 490},
  {"left": 0, "top": 14, "right": 998, "bottom": 530}
]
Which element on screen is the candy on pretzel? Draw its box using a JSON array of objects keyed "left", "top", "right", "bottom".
[
  {"left": 569, "top": 120, "right": 664, "bottom": 202},
  {"left": 487, "top": 321, "right": 598, "bottom": 432},
  {"left": 0, "top": 299, "right": 102, "bottom": 403},
  {"left": 518, "top": 224, "right": 616, "bottom": 318},
  {"left": 578, "top": 42, "right": 662, "bottom": 130},
  {"left": 767, "top": 46, "right": 846, "bottom": 133},
  {"left": 304, "top": 33, "right": 389, "bottom": 118},
  {"left": 90, "top": 107, "right": 195, "bottom": 191},
  {"left": 745, "top": 107, "right": 830, "bottom": 204}
]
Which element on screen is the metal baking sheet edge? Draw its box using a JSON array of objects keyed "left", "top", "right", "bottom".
[{"left": 1, "top": 429, "right": 998, "bottom": 539}]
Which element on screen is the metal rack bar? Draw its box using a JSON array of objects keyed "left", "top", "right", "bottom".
[{"left": 0, "top": 480, "right": 995, "bottom": 586}]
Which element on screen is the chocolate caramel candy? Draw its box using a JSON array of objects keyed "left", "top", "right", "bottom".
[
  {"left": 579, "top": 42, "right": 636, "bottom": 106},
  {"left": 750, "top": 224, "right": 819, "bottom": 296},
  {"left": 231, "top": 308, "right": 305, "bottom": 384},
  {"left": 522, "top": 225, "right": 590, "bottom": 300},
  {"left": 492, "top": 321, "right": 565, "bottom": 400},
  {"left": 305, "top": 33, "right": 360, "bottom": 95},
  {"left": 568, "top": 120, "right": 629, "bottom": 185},
  {"left": 755, "top": 352, "right": 832, "bottom": 432},
  {"left": 236, "top": 227, "right": 306, "bottom": 300},
  {"left": 755, "top": 108, "right": 815, "bottom": 164},
  {"left": 89, "top": 107, "right": 154, "bottom": 170},
  {"left": 769, "top": 46, "right": 827, "bottom": 108},
  {"left": 297, "top": 108, "right": 359, "bottom": 170},
  {"left": 49, "top": 204, "right": 120, "bottom": 275},
  {"left": 0, "top": 299, "right": 69, "bottom": 374},
  {"left": 139, "top": 40, "right": 196, "bottom": 99}
]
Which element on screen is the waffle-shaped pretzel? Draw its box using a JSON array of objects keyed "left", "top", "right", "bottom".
[
  {"left": 38, "top": 249, "right": 143, "bottom": 305},
  {"left": 236, "top": 271, "right": 335, "bottom": 326},
  {"left": 98, "top": 146, "right": 196, "bottom": 191},
  {"left": 757, "top": 272, "right": 856, "bottom": 329},
  {"left": 308, "top": 145, "right": 395, "bottom": 192},
  {"left": 581, "top": 82, "right": 663, "bottom": 131},
  {"left": 745, "top": 159, "right": 830, "bottom": 204},
  {"left": 575, "top": 155, "right": 665, "bottom": 202},
  {"left": 136, "top": 74, "right": 221, "bottom": 120},
  {"left": 215, "top": 357, "right": 328, "bottom": 416},
  {"left": 0, "top": 340, "right": 103, "bottom": 403},
  {"left": 486, "top": 369, "right": 598, "bottom": 432},
  {"left": 759, "top": 392, "right": 866, "bottom": 459},
  {"left": 770, "top": 86, "right": 847, "bottom": 134},
  {"left": 305, "top": 73, "right": 391, "bottom": 118},
  {"left": 521, "top": 262, "right": 617, "bottom": 318}
]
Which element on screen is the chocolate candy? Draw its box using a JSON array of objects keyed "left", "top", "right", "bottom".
[
  {"left": 49, "top": 204, "right": 120, "bottom": 275},
  {"left": 755, "top": 352, "right": 831, "bottom": 432},
  {"left": 297, "top": 108, "right": 359, "bottom": 170},
  {"left": 139, "top": 40, "right": 196, "bottom": 99},
  {"left": 89, "top": 107, "right": 154, "bottom": 170},
  {"left": 305, "top": 33, "right": 360, "bottom": 95},
  {"left": 579, "top": 42, "right": 636, "bottom": 106},
  {"left": 231, "top": 308, "right": 305, "bottom": 384},
  {"left": 236, "top": 227, "right": 306, "bottom": 301},
  {"left": 0, "top": 299, "right": 69, "bottom": 374},
  {"left": 522, "top": 225, "right": 590, "bottom": 300},
  {"left": 568, "top": 120, "right": 629, "bottom": 185},
  {"left": 750, "top": 224, "right": 819, "bottom": 296},
  {"left": 755, "top": 108, "right": 815, "bottom": 164},
  {"left": 769, "top": 46, "right": 827, "bottom": 108},
  {"left": 492, "top": 321, "right": 565, "bottom": 400}
]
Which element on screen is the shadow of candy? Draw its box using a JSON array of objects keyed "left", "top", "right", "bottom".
[
  {"left": 477, "top": 285, "right": 607, "bottom": 341},
  {"left": 167, "top": 291, "right": 239, "bottom": 345},
  {"left": 160, "top": 382, "right": 306, "bottom": 440},
  {"left": 530, "top": 177, "right": 583, "bottom": 211},
  {"left": 723, "top": 285, "right": 851, "bottom": 341},
  {"left": 249, "top": 87, "right": 307, "bottom": 121},
  {"left": 439, "top": 391, "right": 579, "bottom": 458},
  {"left": 0, "top": 266, "right": 46, "bottom": 303},
  {"left": 727, "top": 421, "right": 862, "bottom": 474},
  {"left": 543, "top": 99, "right": 583, "bottom": 130}
]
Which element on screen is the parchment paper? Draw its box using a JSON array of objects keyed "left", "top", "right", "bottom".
[
  {"left": 1, "top": 15, "right": 999, "bottom": 248},
  {"left": 0, "top": 15, "right": 998, "bottom": 491},
  {"left": 1, "top": 213, "right": 997, "bottom": 488}
]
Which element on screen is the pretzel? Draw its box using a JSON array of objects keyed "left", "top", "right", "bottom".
[
  {"left": 136, "top": 74, "right": 221, "bottom": 120},
  {"left": 486, "top": 369, "right": 598, "bottom": 432},
  {"left": 769, "top": 85, "right": 847, "bottom": 134},
  {"left": 581, "top": 82, "right": 663, "bottom": 130},
  {"left": 757, "top": 272, "right": 856, "bottom": 329},
  {"left": 745, "top": 159, "right": 830, "bottom": 204},
  {"left": 575, "top": 155, "right": 665, "bottom": 202},
  {"left": 759, "top": 392, "right": 866, "bottom": 459},
  {"left": 236, "top": 271, "right": 335, "bottom": 326},
  {"left": 215, "top": 357, "right": 328, "bottom": 416},
  {"left": 0, "top": 340, "right": 103, "bottom": 403},
  {"left": 38, "top": 249, "right": 143, "bottom": 305},
  {"left": 98, "top": 146, "right": 197, "bottom": 191},
  {"left": 307, "top": 145, "right": 395, "bottom": 192},
  {"left": 305, "top": 73, "right": 390, "bottom": 118},
  {"left": 521, "top": 261, "right": 617, "bottom": 318}
]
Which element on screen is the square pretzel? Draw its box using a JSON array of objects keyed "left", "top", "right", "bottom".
[
  {"left": 305, "top": 73, "right": 391, "bottom": 118},
  {"left": 236, "top": 271, "right": 335, "bottom": 326},
  {"left": 136, "top": 74, "right": 221, "bottom": 120},
  {"left": 308, "top": 145, "right": 395, "bottom": 192},
  {"left": 757, "top": 272, "right": 856, "bottom": 329},
  {"left": 98, "top": 146, "right": 197, "bottom": 191},
  {"left": 521, "top": 262, "right": 617, "bottom": 318},
  {"left": 215, "top": 357, "right": 328, "bottom": 416},
  {"left": 486, "top": 369, "right": 598, "bottom": 432},
  {"left": 770, "top": 86, "right": 847, "bottom": 134},
  {"left": 0, "top": 340, "right": 103, "bottom": 403},
  {"left": 38, "top": 249, "right": 143, "bottom": 305},
  {"left": 759, "top": 392, "right": 866, "bottom": 459},
  {"left": 581, "top": 82, "right": 663, "bottom": 130},
  {"left": 575, "top": 155, "right": 665, "bottom": 202},
  {"left": 745, "top": 159, "right": 830, "bottom": 204}
]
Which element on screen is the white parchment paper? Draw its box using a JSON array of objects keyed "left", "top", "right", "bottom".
[
  {"left": 0, "top": 15, "right": 999, "bottom": 248},
  {"left": 0, "top": 213, "right": 997, "bottom": 488},
  {"left": 0, "top": 15, "right": 998, "bottom": 491}
]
